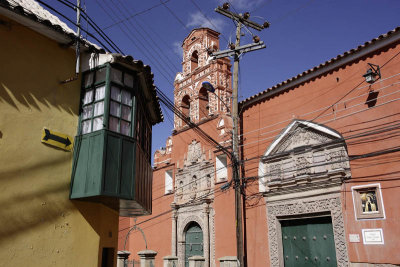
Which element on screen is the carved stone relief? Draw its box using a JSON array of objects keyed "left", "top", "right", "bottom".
[
  {"left": 175, "top": 140, "right": 214, "bottom": 204},
  {"left": 266, "top": 194, "right": 349, "bottom": 267},
  {"left": 260, "top": 122, "right": 351, "bottom": 193}
]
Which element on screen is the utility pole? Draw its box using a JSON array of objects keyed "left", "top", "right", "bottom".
[
  {"left": 211, "top": 3, "right": 269, "bottom": 266},
  {"left": 75, "top": 0, "right": 81, "bottom": 75}
]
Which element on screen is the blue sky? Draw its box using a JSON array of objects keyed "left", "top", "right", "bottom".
[{"left": 42, "top": 0, "right": 399, "bottom": 161}]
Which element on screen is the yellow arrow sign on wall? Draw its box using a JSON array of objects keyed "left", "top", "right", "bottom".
[{"left": 41, "top": 128, "right": 73, "bottom": 151}]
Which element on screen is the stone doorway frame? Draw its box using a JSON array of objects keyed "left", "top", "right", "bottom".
[
  {"left": 174, "top": 202, "right": 214, "bottom": 267},
  {"left": 266, "top": 191, "right": 349, "bottom": 267}
]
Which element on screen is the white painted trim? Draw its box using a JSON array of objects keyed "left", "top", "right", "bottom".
[
  {"left": 258, "top": 120, "right": 342, "bottom": 192},
  {"left": 351, "top": 183, "right": 386, "bottom": 221},
  {"left": 264, "top": 120, "right": 341, "bottom": 157},
  {"left": 362, "top": 228, "right": 384, "bottom": 245}
]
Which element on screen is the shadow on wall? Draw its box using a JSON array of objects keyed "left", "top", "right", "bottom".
[
  {"left": 0, "top": 79, "right": 79, "bottom": 117},
  {"left": 0, "top": 22, "right": 81, "bottom": 117},
  {"left": 74, "top": 200, "right": 119, "bottom": 265},
  {"left": 0, "top": 155, "right": 72, "bottom": 244}
]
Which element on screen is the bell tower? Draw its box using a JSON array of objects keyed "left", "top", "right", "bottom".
[{"left": 173, "top": 28, "right": 232, "bottom": 130}]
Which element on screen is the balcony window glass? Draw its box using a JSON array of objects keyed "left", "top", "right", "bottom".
[
  {"left": 95, "top": 68, "right": 107, "bottom": 83},
  {"left": 80, "top": 66, "right": 136, "bottom": 138},
  {"left": 111, "top": 68, "right": 123, "bottom": 84}
]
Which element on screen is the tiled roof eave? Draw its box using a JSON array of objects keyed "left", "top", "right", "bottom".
[
  {"left": 0, "top": 0, "right": 104, "bottom": 53},
  {"left": 240, "top": 26, "right": 400, "bottom": 109}
]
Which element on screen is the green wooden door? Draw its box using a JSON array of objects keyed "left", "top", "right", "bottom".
[
  {"left": 185, "top": 223, "right": 203, "bottom": 267},
  {"left": 281, "top": 216, "right": 337, "bottom": 267}
]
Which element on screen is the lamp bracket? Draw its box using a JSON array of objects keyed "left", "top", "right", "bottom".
[{"left": 367, "top": 63, "right": 381, "bottom": 79}]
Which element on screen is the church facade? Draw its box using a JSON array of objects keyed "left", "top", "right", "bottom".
[{"left": 120, "top": 27, "right": 400, "bottom": 267}]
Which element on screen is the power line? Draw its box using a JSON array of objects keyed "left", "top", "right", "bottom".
[
  {"left": 160, "top": 0, "right": 189, "bottom": 30},
  {"left": 113, "top": 0, "right": 180, "bottom": 74},
  {"left": 35, "top": 0, "right": 114, "bottom": 52},
  {"left": 238, "top": 72, "right": 400, "bottom": 140},
  {"left": 189, "top": 0, "right": 229, "bottom": 43},
  {"left": 101, "top": 0, "right": 175, "bottom": 78},
  {"left": 95, "top": 0, "right": 174, "bottom": 84},
  {"left": 44, "top": 0, "right": 124, "bottom": 53},
  {"left": 103, "top": 0, "right": 172, "bottom": 30}
]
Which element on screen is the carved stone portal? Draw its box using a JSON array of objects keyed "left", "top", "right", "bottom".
[
  {"left": 260, "top": 121, "right": 350, "bottom": 266},
  {"left": 266, "top": 194, "right": 349, "bottom": 267},
  {"left": 173, "top": 140, "right": 215, "bottom": 267}
]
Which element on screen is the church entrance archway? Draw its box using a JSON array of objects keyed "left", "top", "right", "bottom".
[{"left": 184, "top": 222, "right": 203, "bottom": 267}]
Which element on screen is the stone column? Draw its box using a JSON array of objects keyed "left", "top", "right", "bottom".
[
  {"left": 137, "top": 250, "right": 157, "bottom": 267},
  {"left": 163, "top": 255, "right": 178, "bottom": 267},
  {"left": 189, "top": 255, "right": 205, "bottom": 267},
  {"left": 203, "top": 202, "right": 210, "bottom": 267},
  {"left": 218, "top": 256, "right": 239, "bottom": 267},
  {"left": 117, "top": 251, "right": 131, "bottom": 267},
  {"left": 171, "top": 203, "right": 178, "bottom": 256},
  {"left": 177, "top": 241, "right": 185, "bottom": 267}
]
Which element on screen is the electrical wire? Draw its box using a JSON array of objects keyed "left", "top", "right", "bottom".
[
  {"left": 189, "top": 0, "right": 229, "bottom": 43},
  {"left": 103, "top": 0, "right": 172, "bottom": 30},
  {"left": 110, "top": 0, "right": 179, "bottom": 74},
  {"left": 95, "top": 0, "right": 174, "bottom": 84},
  {"left": 34, "top": 0, "right": 114, "bottom": 52},
  {"left": 42, "top": 0, "right": 124, "bottom": 53},
  {"left": 160, "top": 0, "right": 189, "bottom": 30}
]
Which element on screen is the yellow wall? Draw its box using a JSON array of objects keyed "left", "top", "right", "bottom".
[{"left": 0, "top": 14, "right": 118, "bottom": 266}]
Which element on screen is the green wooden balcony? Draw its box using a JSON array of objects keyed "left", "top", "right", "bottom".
[{"left": 70, "top": 129, "right": 152, "bottom": 216}]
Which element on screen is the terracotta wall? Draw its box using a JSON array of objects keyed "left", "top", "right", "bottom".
[{"left": 241, "top": 40, "right": 400, "bottom": 265}]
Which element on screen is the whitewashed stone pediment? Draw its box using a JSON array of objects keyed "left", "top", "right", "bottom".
[{"left": 259, "top": 120, "right": 350, "bottom": 193}]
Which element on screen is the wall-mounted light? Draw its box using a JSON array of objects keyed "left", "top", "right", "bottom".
[{"left": 363, "top": 63, "right": 381, "bottom": 84}]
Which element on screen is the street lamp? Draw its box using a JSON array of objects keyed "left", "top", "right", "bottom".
[
  {"left": 201, "top": 81, "right": 233, "bottom": 192},
  {"left": 202, "top": 81, "right": 231, "bottom": 113}
]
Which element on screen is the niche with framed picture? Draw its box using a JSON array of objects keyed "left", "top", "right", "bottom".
[{"left": 352, "top": 184, "right": 385, "bottom": 220}]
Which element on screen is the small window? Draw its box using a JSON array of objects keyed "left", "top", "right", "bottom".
[
  {"left": 191, "top": 50, "right": 198, "bottom": 70},
  {"left": 165, "top": 170, "right": 173, "bottom": 194},
  {"left": 216, "top": 154, "right": 228, "bottom": 182},
  {"left": 181, "top": 95, "right": 191, "bottom": 120},
  {"left": 352, "top": 184, "right": 385, "bottom": 220}
]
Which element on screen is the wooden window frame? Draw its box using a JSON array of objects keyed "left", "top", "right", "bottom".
[
  {"left": 79, "top": 64, "right": 137, "bottom": 138},
  {"left": 351, "top": 183, "right": 385, "bottom": 220}
]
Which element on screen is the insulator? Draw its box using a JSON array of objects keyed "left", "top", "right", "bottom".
[{"left": 253, "top": 35, "right": 260, "bottom": 43}]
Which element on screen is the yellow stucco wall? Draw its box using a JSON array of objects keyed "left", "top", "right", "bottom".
[{"left": 0, "top": 14, "right": 118, "bottom": 266}]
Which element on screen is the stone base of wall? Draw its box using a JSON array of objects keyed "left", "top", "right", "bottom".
[{"left": 350, "top": 263, "right": 399, "bottom": 267}]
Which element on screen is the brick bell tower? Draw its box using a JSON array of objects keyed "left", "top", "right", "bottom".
[{"left": 174, "top": 28, "right": 232, "bottom": 130}]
